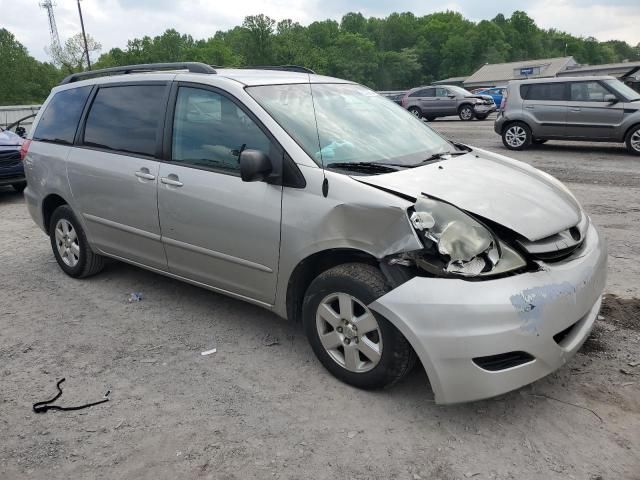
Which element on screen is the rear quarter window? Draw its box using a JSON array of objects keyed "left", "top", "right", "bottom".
[
  {"left": 33, "top": 86, "right": 92, "bottom": 144},
  {"left": 520, "top": 83, "right": 567, "bottom": 101},
  {"left": 82, "top": 84, "right": 166, "bottom": 157}
]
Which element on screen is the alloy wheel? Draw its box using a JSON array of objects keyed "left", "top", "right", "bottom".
[
  {"left": 54, "top": 219, "right": 80, "bottom": 267},
  {"left": 631, "top": 129, "right": 640, "bottom": 152},
  {"left": 460, "top": 107, "right": 473, "bottom": 120},
  {"left": 315, "top": 292, "right": 383, "bottom": 373},
  {"left": 505, "top": 125, "right": 527, "bottom": 148}
]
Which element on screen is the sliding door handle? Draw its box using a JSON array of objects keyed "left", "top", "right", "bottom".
[{"left": 135, "top": 170, "right": 156, "bottom": 180}]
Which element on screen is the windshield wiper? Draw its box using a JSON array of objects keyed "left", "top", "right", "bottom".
[
  {"left": 326, "top": 161, "right": 399, "bottom": 173},
  {"left": 407, "top": 150, "right": 467, "bottom": 168}
]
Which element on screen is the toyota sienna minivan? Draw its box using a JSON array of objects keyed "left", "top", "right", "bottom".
[{"left": 23, "top": 62, "right": 606, "bottom": 404}]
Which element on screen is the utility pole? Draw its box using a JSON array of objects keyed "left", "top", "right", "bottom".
[{"left": 77, "top": 0, "right": 91, "bottom": 70}]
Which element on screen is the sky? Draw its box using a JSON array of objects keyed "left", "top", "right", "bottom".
[{"left": 2, "top": 0, "right": 639, "bottom": 62}]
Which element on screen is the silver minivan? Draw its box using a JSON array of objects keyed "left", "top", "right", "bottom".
[
  {"left": 495, "top": 76, "right": 640, "bottom": 154},
  {"left": 23, "top": 63, "right": 606, "bottom": 404}
]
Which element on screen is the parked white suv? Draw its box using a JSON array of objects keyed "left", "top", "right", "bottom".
[{"left": 23, "top": 62, "right": 606, "bottom": 404}]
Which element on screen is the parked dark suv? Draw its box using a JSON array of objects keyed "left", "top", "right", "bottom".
[
  {"left": 401, "top": 85, "right": 496, "bottom": 121},
  {"left": 495, "top": 76, "right": 640, "bottom": 155}
]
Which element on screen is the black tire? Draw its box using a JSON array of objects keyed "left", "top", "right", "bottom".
[
  {"left": 49, "top": 205, "right": 105, "bottom": 278},
  {"left": 502, "top": 121, "right": 532, "bottom": 151},
  {"left": 475, "top": 114, "right": 488, "bottom": 121},
  {"left": 533, "top": 138, "right": 548, "bottom": 145},
  {"left": 625, "top": 125, "right": 640, "bottom": 156},
  {"left": 425, "top": 116, "right": 436, "bottom": 122},
  {"left": 408, "top": 107, "right": 422, "bottom": 119},
  {"left": 302, "top": 263, "right": 416, "bottom": 390},
  {"left": 458, "top": 104, "right": 475, "bottom": 121},
  {"left": 12, "top": 181, "right": 27, "bottom": 193}
]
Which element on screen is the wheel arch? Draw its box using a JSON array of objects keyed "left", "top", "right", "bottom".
[
  {"left": 285, "top": 248, "right": 379, "bottom": 323},
  {"left": 623, "top": 122, "right": 640, "bottom": 143},
  {"left": 500, "top": 119, "right": 530, "bottom": 135},
  {"left": 42, "top": 193, "right": 69, "bottom": 233}
]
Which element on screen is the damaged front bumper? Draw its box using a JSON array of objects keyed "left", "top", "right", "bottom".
[{"left": 369, "top": 222, "right": 607, "bottom": 404}]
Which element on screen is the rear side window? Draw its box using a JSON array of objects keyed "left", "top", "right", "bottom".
[
  {"left": 83, "top": 85, "right": 166, "bottom": 157},
  {"left": 520, "top": 83, "right": 567, "bottom": 101},
  {"left": 33, "top": 86, "right": 92, "bottom": 145},
  {"left": 409, "top": 89, "right": 433, "bottom": 98}
]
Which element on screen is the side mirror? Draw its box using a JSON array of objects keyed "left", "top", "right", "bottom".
[
  {"left": 604, "top": 94, "right": 618, "bottom": 104},
  {"left": 239, "top": 149, "right": 272, "bottom": 182}
]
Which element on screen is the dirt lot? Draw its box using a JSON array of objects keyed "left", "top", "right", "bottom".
[{"left": 1, "top": 116, "right": 639, "bottom": 479}]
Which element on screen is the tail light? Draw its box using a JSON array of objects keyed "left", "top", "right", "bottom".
[
  {"left": 19, "top": 139, "right": 31, "bottom": 161},
  {"left": 500, "top": 92, "right": 508, "bottom": 111}
]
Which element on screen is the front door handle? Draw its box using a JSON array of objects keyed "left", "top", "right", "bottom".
[
  {"left": 135, "top": 169, "right": 156, "bottom": 180},
  {"left": 161, "top": 176, "right": 183, "bottom": 187},
  {"left": 570, "top": 108, "right": 582, "bottom": 112},
  {"left": 525, "top": 105, "right": 534, "bottom": 109}
]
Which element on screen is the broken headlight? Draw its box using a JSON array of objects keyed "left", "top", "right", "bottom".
[{"left": 408, "top": 196, "right": 526, "bottom": 277}]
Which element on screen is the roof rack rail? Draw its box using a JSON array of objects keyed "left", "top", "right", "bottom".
[
  {"left": 242, "top": 65, "right": 316, "bottom": 74},
  {"left": 59, "top": 62, "right": 217, "bottom": 85}
]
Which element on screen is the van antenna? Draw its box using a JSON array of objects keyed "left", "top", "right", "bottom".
[{"left": 307, "top": 74, "right": 328, "bottom": 197}]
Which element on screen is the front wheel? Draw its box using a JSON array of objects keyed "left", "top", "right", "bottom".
[
  {"left": 502, "top": 122, "right": 532, "bottom": 150},
  {"left": 625, "top": 125, "right": 640, "bottom": 156},
  {"left": 458, "top": 105, "right": 475, "bottom": 121},
  {"left": 302, "top": 263, "right": 416, "bottom": 390},
  {"left": 12, "top": 181, "right": 27, "bottom": 193},
  {"left": 49, "top": 205, "right": 105, "bottom": 278}
]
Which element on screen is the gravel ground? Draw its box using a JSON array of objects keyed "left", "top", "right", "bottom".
[{"left": 1, "top": 115, "right": 639, "bottom": 479}]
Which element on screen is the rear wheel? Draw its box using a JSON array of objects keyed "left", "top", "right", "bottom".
[
  {"left": 502, "top": 122, "right": 532, "bottom": 150},
  {"left": 625, "top": 125, "right": 640, "bottom": 156},
  {"left": 49, "top": 205, "right": 105, "bottom": 278},
  {"left": 458, "top": 104, "right": 474, "bottom": 121},
  {"left": 408, "top": 107, "right": 422, "bottom": 119},
  {"left": 12, "top": 181, "right": 27, "bottom": 193},
  {"left": 302, "top": 263, "right": 416, "bottom": 390}
]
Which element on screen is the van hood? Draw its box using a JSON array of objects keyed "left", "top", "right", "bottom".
[{"left": 356, "top": 148, "right": 582, "bottom": 242}]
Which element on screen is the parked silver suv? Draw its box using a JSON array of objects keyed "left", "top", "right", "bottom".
[
  {"left": 495, "top": 76, "right": 640, "bottom": 154},
  {"left": 23, "top": 62, "right": 606, "bottom": 404},
  {"left": 401, "top": 85, "right": 496, "bottom": 121}
]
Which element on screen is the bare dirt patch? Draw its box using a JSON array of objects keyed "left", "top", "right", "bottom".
[{"left": 601, "top": 295, "right": 640, "bottom": 331}]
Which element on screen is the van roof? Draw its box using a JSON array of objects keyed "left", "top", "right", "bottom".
[{"left": 58, "top": 62, "right": 350, "bottom": 87}]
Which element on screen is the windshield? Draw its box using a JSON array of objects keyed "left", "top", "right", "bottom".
[
  {"left": 604, "top": 79, "right": 640, "bottom": 101},
  {"left": 446, "top": 86, "right": 474, "bottom": 97},
  {"left": 247, "top": 83, "right": 454, "bottom": 167}
]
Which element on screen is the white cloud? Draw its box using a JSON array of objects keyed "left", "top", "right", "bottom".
[{"left": 528, "top": 0, "right": 640, "bottom": 45}]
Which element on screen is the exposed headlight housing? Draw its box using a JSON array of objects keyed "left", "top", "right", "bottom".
[{"left": 407, "top": 196, "right": 526, "bottom": 278}]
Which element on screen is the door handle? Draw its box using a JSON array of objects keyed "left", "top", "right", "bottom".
[
  {"left": 161, "top": 176, "right": 183, "bottom": 187},
  {"left": 570, "top": 108, "right": 581, "bottom": 112},
  {"left": 135, "top": 170, "right": 156, "bottom": 180},
  {"left": 525, "top": 105, "right": 534, "bottom": 109}
]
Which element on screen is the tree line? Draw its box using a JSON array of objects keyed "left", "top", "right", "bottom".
[{"left": 2, "top": 10, "right": 639, "bottom": 105}]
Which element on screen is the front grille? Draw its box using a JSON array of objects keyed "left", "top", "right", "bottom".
[
  {"left": 473, "top": 351, "right": 535, "bottom": 371},
  {"left": 0, "top": 150, "right": 21, "bottom": 169},
  {"left": 517, "top": 216, "right": 588, "bottom": 263},
  {"left": 531, "top": 243, "right": 583, "bottom": 262}
]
